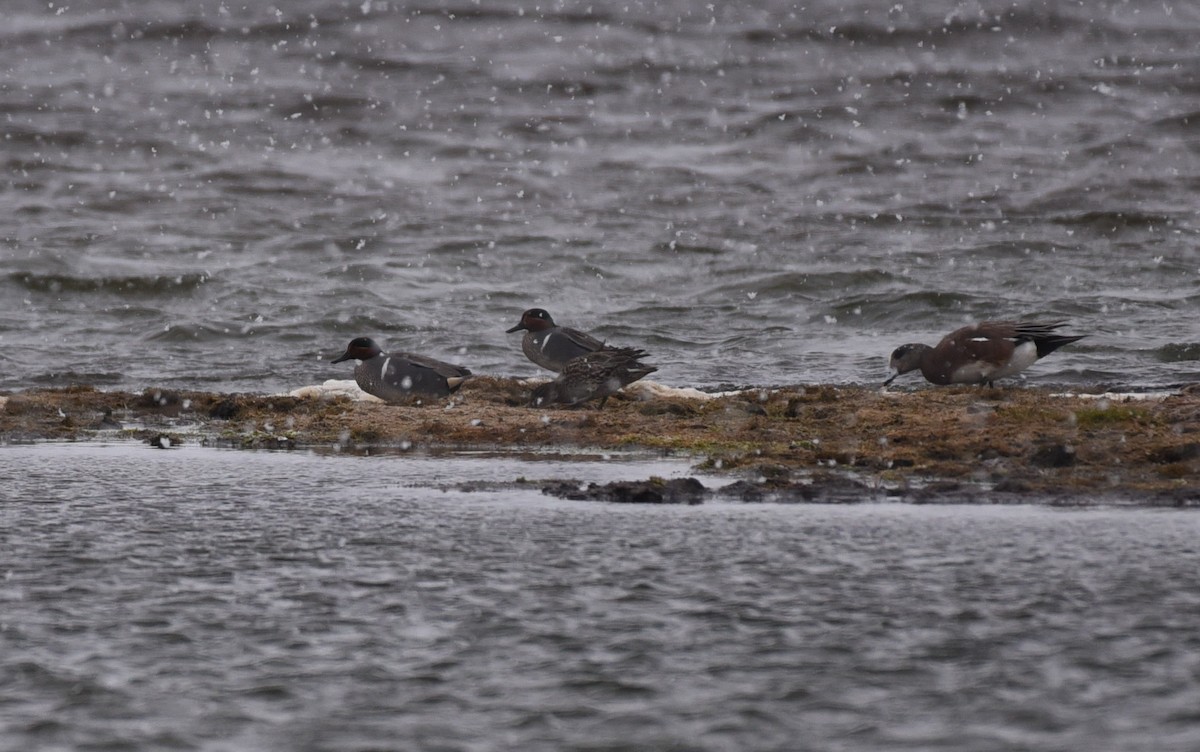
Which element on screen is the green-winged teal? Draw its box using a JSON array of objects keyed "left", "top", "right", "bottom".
[
  {"left": 530, "top": 347, "right": 657, "bottom": 408},
  {"left": 506, "top": 308, "right": 607, "bottom": 372},
  {"left": 332, "top": 337, "right": 471, "bottom": 400}
]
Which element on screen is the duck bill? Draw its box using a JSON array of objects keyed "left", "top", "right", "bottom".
[
  {"left": 331, "top": 351, "right": 353, "bottom": 364},
  {"left": 505, "top": 323, "right": 525, "bottom": 333},
  {"left": 882, "top": 368, "right": 899, "bottom": 386}
]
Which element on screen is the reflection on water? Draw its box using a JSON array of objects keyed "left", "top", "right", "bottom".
[{"left": 2, "top": 442, "right": 1199, "bottom": 751}]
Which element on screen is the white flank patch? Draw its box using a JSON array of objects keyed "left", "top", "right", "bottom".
[
  {"left": 987, "top": 340, "right": 1038, "bottom": 380},
  {"left": 954, "top": 340, "right": 1039, "bottom": 382},
  {"left": 540, "top": 332, "right": 554, "bottom": 352},
  {"left": 950, "top": 362, "right": 992, "bottom": 383}
]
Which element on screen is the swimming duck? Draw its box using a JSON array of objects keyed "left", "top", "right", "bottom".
[
  {"left": 331, "top": 337, "right": 471, "bottom": 401},
  {"left": 530, "top": 347, "right": 657, "bottom": 409},
  {"left": 506, "top": 308, "right": 607, "bottom": 372},
  {"left": 884, "top": 321, "right": 1085, "bottom": 387}
]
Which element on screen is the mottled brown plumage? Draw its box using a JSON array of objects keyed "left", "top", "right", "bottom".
[{"left": 529, "top": 347, "right": 657, "bottom": 408}]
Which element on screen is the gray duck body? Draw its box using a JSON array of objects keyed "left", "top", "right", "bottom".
[
  {"left": 332, "top": 337, "right": 471, "bottom": 401},
  {"left": 506, "top": 308, "right": 607, "bottom": 373}
]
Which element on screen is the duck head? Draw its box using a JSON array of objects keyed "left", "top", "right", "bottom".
[
  {"left": 332, "top": 337, "right": 383, "bottom": 364},
  {"left": 506, "top": 308, "right": 556, "bottom": 334},
  {"left": 883, "top": 343, "right": 928, "bottom": 385}
]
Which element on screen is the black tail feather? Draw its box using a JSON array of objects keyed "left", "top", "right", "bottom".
[
  {"left": 1032, "top": 333, "right": 1086, "bottom": 358},
  {"left": 1010, "top": 322, "right": 1085, "bottom": 359}
]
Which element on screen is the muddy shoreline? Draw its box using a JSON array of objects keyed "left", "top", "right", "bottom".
[{"left": 3, "top": 379, "right": 1199, "bottom": 505}]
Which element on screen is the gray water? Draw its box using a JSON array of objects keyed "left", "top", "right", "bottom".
[
  {"left": 3, "top": 0, "right": 1200, "bottom": 392},
  {"left": 2, "top": 442, "right": 1200, "bottom": 751}
]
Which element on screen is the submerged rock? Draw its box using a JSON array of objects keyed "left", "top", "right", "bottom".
[
  {"left": 541, "top": 477, "right": 706, "bottom": 504},
  {"left": 719, "top": 473, "right": 875, "bottom": 503}
]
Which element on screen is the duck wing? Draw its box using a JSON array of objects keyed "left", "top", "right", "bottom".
[{"left": 393, "top": 352, "right": 472, "bottom": 379}]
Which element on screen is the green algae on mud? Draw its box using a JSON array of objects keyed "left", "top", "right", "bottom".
[{"left": 3, "top": 379, "right": 1200, "bottom": 504}]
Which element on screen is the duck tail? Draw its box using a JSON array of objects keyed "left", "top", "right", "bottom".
[
  {"left": 1012, "top": 322, "right": 1085, "bottom": 358},
  {"left": 1032, "top": 333, "right": 1086, "bottom": 358}
]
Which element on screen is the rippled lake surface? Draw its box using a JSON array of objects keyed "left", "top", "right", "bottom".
[
  {"left": 2, "top": 442, "right": 1200, "bottom": 751},
  {"left": 3, "top": 0, "right": 1200, "bottom": 393}
]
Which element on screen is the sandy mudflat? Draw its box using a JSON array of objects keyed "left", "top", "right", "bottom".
[{"left": 3, "top": 379, "right": 1199, "bottom": 505}]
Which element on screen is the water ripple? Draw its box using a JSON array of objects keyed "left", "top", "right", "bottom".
[
  {"left": 9, "top": 271, "right": 210, "bottom": 296},
  {"left": 1, "top": 0, "right": 1197, "bottom": 392},
  {"left": 4, "top": 442, "right": 1200, "bottom": 749}
]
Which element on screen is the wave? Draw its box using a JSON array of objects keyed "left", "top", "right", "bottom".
[
  {"left": 27, "top": 370, "right": 126, "bottom": 386},
  {"left": 269, "top": 93, "right": 383, "bottom": 121},
  {"left": 737, "top": 5, "right": 1186, "bottom": 47},
  {"left": 1049, "top": 210, "right": 1177, "bottom": 231},
  {"left": 9, "top": 272, "right": 210, "bottom": 296},
  {"left": 1150, "top": 111, "right": 1200, "bottom": 133},
  {"left": 2, "top": 126, "right": 89, "bottom": 148},
  {"left": 1154, "top": 343, "right": 1200, "bottom": 363},
  {"left": 1, "top": 8, "right": 359, "bottom": 47}
]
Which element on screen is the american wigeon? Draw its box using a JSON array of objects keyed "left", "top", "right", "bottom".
[{"left": 884, "top": 321, "right": 1085, "bottom": 387}]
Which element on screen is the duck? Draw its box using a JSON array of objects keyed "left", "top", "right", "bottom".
[
  {"left": 530, "top": 347, "right": 657, "bottom": 409},
  {"left": 505, "top": 308, "right": 607, "bottom": 372},
  {"left": 884, "top": 321, "right": 1085, "bottom": 387},
  {"left": 331, "top": 337, "right": 471, "bottom": 401}
]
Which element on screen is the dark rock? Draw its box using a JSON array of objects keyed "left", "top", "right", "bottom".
[
  {"left": 718, "top": 473, "right": 873, "bottom": 504},
  {"left": 750, "top": 463, "right": 793, "bottom": 481},
  {"left": 903, "top": 481, "right": 966, "bottom": 503},
  {"left": 1030, "top": 443, "right": 1076, "bottom": 468},
  {"left": 542, "top": 477, "right": 707, "bottom": 504},
  {"left": 1148, "top": 443, "right": 1200, "bottom": 464},
  {"left": 926, "top": 445, "right": 963, "bottom": 461},
  {"left": 720, "top": 479, "right": 770, "bottom": 502},
  {"left": 992, "top": 478, "right": 1032, "bottom": 493},
  {"left": 1152, "top": 487, "right": 1200, "bottom": 507},
  {"left": 209, "top": 399, "right": 240, "bottom": 420}
]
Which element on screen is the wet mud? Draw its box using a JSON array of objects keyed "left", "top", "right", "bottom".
[{"left": 3, "top": 379, "right": 1199, "bottom": 505}]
